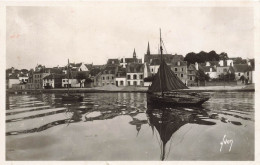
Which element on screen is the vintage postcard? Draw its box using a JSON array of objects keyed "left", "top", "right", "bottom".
[{"left": 1, "top": 0, "right": 259, "bottom": 164}]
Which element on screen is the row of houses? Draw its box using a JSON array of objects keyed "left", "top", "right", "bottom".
[{"left": 6, "top": 43, "right": 255, "bottom": 89}]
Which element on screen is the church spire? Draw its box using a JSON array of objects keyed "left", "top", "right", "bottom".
[
  {"left": 147, "top": 42, "right": 150, "bottom": 55},
  {"left": 133, "top": 48, "right": 136, "bottom": 58}
]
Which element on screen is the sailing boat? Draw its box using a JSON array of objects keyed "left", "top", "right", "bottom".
[
  {"left": 147, "top": 29, "right": 210, "bottom": 107},
  {"left": 61, "top": 59, "right": 83, "bottom": 102}
]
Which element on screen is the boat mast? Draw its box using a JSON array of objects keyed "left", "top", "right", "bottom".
[
  {"left": 159, "top": 29, "right": 164, "bottom": 97},
  {"left": 67, "top": 59, "right": 70, "bottom": 94}
]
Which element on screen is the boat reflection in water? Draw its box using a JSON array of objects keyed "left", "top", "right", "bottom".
[{"left": 146, "top": 105, "right": 217, "bottom": 161}]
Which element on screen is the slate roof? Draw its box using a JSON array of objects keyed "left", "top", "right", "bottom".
[
  {"left": 116, "top": 67, "right": 126, "bottom": 77},
  {"left": 85, "top": 64, "right": 93, "bottom": 70},
  {"left": 126, "top": 63, "right": 144, "bottom": 73},
  {"left": 102, "top": 65, "right": 118, "bottom": 74},
  {"left": 107, "top": 59, "right": 120, "bottom": 65},
  {"left": 150, "top": 59, "right": 160, "bottom": 66},
  {"left": 144, "top": 54, "right": 184, "bottom": 64},
  {"left": 43, "top": 74, "right": 66, "bottom": 79},
  {"left": 172, "top": 61, "right": 187, "bottom": 66},
  {"left": 120, "top": 58, "right": 142, "bottom": 64},
  {"left": 8, "top": 74, "right": 18, "bottom": 79},
  {"left": 90, "top": 68, "right": 102, "bottom": 77},
  {"left": 233, "top": 64, "right": 253, "bottom": 72},
  {"left": 69, "top": 63, "right": 83, "bottom": 68}
]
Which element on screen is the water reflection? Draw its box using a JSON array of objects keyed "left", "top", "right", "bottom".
[
  {"left": 146, "top": 104, "right": 244, "bottom": 160},
  {"left": 6, "top": 92, "right": 247, "bottom": 138}
]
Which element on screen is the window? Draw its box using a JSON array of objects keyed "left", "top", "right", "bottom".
[
  {"left": 181, "top": 74, "right": 183, "bottom": 78},
  {"left": 102, "top": 77, "right": 105, "bottom": 80},
  {"left": 107, "top": 76, "right": 109, "bottom": 80},
  {"left": 151, "top": 68, "right": 154, "bottom": 72},
  {"left": 190, "top": 76, "right": 192, "bottom": 80},
  {"left": 134, "top": 81, "right": 137, "bottom": 86},
  {"left": 175, "top": 74, "right": 178, "bottom": 76},
  {"left": 102, "top": 83, "right": 105, "bottom": 86},
  {"left": 112, "top": 76, "right": 114, "bottom": 79},
  {"left": 175, "top": 68, "right": 177, "bottom": 72},
  {"left": 128, "top": 81, "right": 131, "bottom": 86},
  {"left": 238, "top": 73, "right": 240, "bottom": 76},
  {"left": 120, "top": 81, "right": 124, "bottom": 85},
  {"left": 127, "top": 75, "right": 131, "bottom": 79},
  {"left": 133, "top": 75, "right": 137, "bottom": 79},
  {"left": 182, "top": 68, "right": 184, "bottom": 71},
  {"left": 139, "top": 75, "right": 143, "bottom": 79},
  {"left": 247, "top": 72, "right": 249, "bottom": 76}
]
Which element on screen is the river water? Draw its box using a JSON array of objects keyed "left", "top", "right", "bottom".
[{"left": 6, "top": 92, "right": 254, "bottom": 160}]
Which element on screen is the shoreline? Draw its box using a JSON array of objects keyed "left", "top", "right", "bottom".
[{"left": 6, "top": 84, "right": 255, "bottom": 94}]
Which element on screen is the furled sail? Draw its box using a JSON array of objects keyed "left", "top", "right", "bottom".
[{"left": 148, "top": 60, "right": 188, "bottom": 93}]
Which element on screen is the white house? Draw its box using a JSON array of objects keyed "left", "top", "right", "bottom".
[
  {"left": 69, "top": 62, "right": 89, "bottom": 72},
  {"left": 43, "top": 74, "right": 64, "bottom": 88},
  {"left": 202, "top": 66, "right": 218, "bottom": 79},
  {"left": 232, "top": 64, "right": 253, "bottom": 83},
  {"left": 126, "top": 63, "right": 144, "bottom": 86},
  {"left": 18, "top": 76, "right": 29, "bottom": 84},
  {"left": 115, "top": 67, "right": 127, "bottom": 86},
  {"left": 219, "top": 59, "right": 233, "bottom": 67},
  {"left": 7, "top": 75, "right": 20, "bottom": 89},
  {"left": 62, "top": 78, "right": 83, "bottom": 88},
  {"left": 149, "top": 59, "right": 160, "bottom": 75}
]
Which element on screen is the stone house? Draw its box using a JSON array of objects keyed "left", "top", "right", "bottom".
[{"left": 126, "top": 63, "right": 144, "bottom": 86}]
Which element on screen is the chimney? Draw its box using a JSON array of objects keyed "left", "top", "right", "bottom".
[
  {"left": 195, "top": 62, "right": 199, "bottom": 70},
  {"left": 206, "top": 61, "right": 210, "bottom": 66}
]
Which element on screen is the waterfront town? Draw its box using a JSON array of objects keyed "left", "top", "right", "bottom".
[
  {"left": 5, "top": 5, "right": 256, "bottom": 161},
  {"left": 6, "top": 42, "right": 255, "bottom": 91}
]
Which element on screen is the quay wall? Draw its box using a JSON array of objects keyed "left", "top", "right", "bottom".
[{"left": 6, "top": 86, "right": 255, "bottom": 95}]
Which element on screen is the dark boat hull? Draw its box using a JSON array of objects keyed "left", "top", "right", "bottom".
[
  {"left": 61, "top": 94, "right": 83, "bottom": 102},
  {"left": 147, "top": 92, "right": 210, "bottom": 107}
]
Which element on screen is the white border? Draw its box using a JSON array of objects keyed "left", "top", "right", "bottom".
[{"left": 0, "top": 1, "right": 259, "bottom": 165}]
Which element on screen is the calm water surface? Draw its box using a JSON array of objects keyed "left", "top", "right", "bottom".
[{"left": 6, "top": 92, "right": 254, "bottom": 160}]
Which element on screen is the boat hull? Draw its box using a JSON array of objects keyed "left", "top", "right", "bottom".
[
  {"left": 61, "top": 94, "right": 83, "bottom": 102},
  {"left": 147, "top": 92, "right": 210, "bottom": 107}
]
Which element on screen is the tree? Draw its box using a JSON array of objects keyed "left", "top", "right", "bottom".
[
  {"left": 76, "top": 72, "right": 87, "bottom": 88},
  {"left": 184, "top": 52, "right": 197, "bottom": 65},
  {"left": 233, "top": 57, "right": 247, "bottom": 64},
  {"left": 219, "top": 52, "right": 229, "bottom": 60},
  {"left": 184, "top": 50, "right": 223, "bottom": 65},
  {"left": 195, "top": 69, "right": 209, "bottom": 86}
]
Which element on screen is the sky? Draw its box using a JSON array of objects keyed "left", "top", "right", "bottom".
[{"left": 6, "top": 3, "right": 254, "bottom": 70}]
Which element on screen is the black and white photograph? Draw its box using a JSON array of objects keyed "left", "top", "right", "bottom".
[{"left": 3, "top": 1, "right": 259, "bottom": 162}]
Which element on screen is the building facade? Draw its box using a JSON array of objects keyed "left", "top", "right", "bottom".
[
  {"left": 115, "top": 67, "right": 127, "bottom": 86},
  {"left": 126, "top": 63, "right": 144, "bottom": 86},
  {"left": 187, "top": 64, "right": 197, "bottom": 86},
  {"left": 170, "top": 60, "right": 188, "bottom": 85}
]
